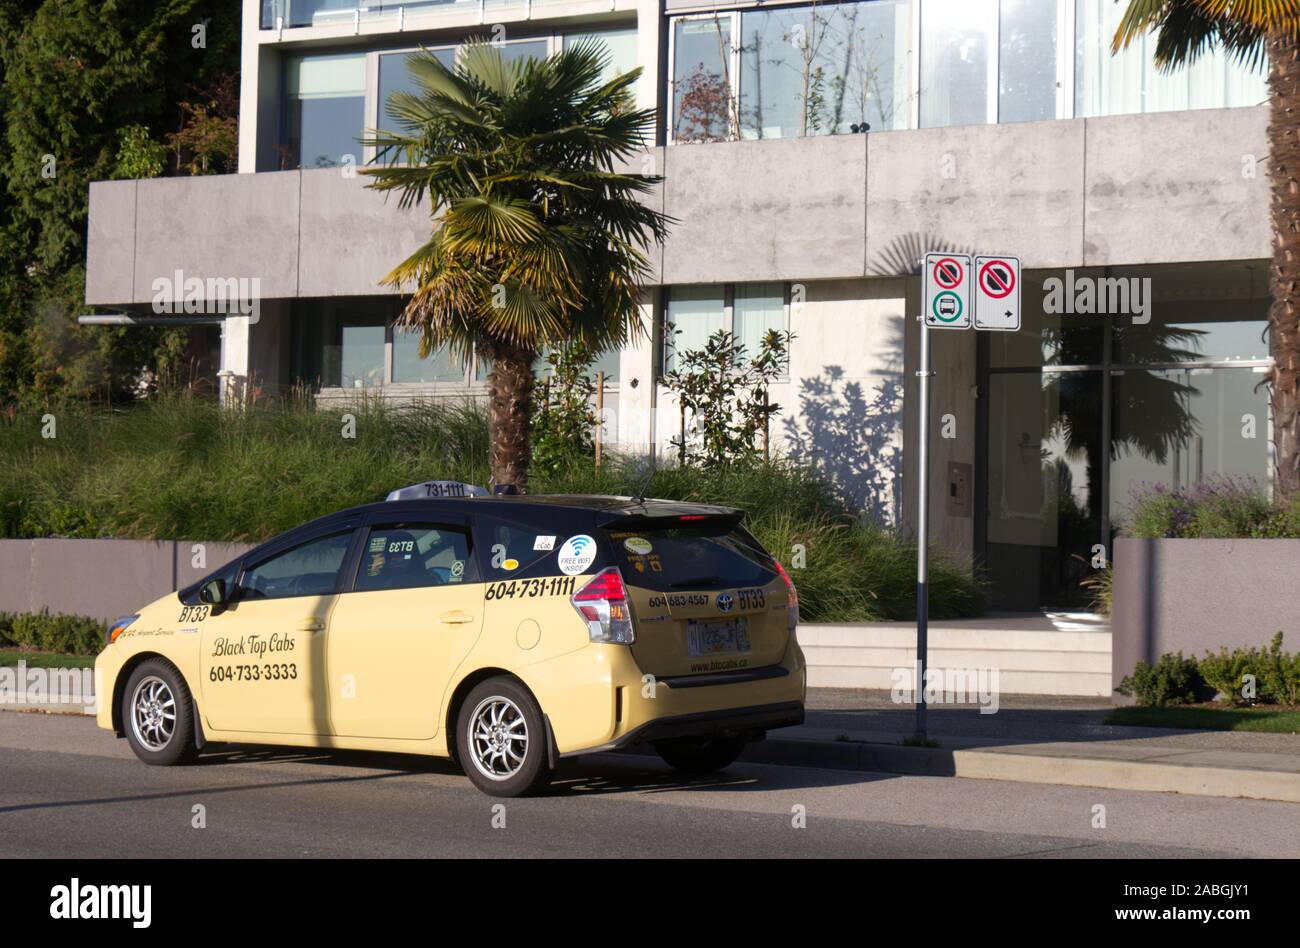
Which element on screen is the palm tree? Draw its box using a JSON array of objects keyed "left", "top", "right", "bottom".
[
  {"left": 362, "top": 39, "right": 668, "bottom": 491},
  {"left": 1114, "top": 1, "right": 1300, "bottom": 494}
]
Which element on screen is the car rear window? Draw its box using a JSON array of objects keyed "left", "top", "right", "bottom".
[{"left": 604, "top": 521, "right": 776, "bottom": 591}]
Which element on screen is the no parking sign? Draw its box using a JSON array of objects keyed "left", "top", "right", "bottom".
[
  {"left": 974, "top": 255, "right": 1021, "bottom": 331},
  {"left": 922, "top": 252, "right": 972, "bottom": 330}
]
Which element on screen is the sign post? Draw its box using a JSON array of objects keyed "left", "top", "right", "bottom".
[
  {"left": 913, "top": 251, "right": 1019, "bottom": 740},
  {"left": 914, "top": 253, "right": 972, "bottom": 739}
]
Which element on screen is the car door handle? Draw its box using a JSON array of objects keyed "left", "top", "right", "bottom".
[
  {"left": 296, "top": 618, "right": 326, "bottom": 632},
  {"left": 438, "top": 610, "right": 475, "bottom": 625}
]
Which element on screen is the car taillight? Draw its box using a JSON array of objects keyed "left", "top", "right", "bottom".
[
  {"left": 107, "top": 614, "right": 139, "bottom": 645},
  {"left": 774, "top": 561, "right": 799, "bottom": 632},
  {"left": 571, "top": 567, "right": 635, "bottom": 645}
]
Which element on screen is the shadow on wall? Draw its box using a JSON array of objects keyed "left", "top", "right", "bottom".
[
  {"left": 868, "top": 232, "right": 979, "bottom": 278},
  {"left": 782, "top": 321, "right": 905, "bottom": 524}
]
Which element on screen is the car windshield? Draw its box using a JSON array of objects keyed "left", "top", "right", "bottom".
[{"left": 604, "top": 521, "right": 776, "bottom": 591}]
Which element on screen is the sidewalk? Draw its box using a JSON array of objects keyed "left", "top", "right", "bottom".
[{"left": 726, "top": 689, "right": 1300, "bottom": 803}]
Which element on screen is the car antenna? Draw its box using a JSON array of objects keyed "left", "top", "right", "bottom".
[{"left": 630, "top": 458, "right": 656, "bottom": 506}]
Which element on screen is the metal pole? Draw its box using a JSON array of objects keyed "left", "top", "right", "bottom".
[
  {"left": 915, "top": 315, "right": 932, "bottom": 740},
  {"left": 762, "top": 387, "right": 770, "bottom": 464},
  {"left": 595, "top": 370, "right": 605, "bottom": 472}
]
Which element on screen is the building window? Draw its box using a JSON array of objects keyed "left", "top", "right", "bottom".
[
  {"left": 369, "top": 30, "right": 631, "bottom": 164},
  {"left": 290, "top": 299, "right": 486, "bottom": 389},
  {"left": 563, "top": 26, "right": 639, "bottom": 85},
  {"left": 1074, "top": 0, "right": 1267, "bottom": 118},
  {"left": 376, "top": 47, "right": 456, "bottom": 147},
  {"left": 738, "top": 1, "right": 909, "bottom": 139},
  {"left": 672, "top": 16, "right": 735, "bottom": 143},
  {"left": 672, "top": 2, "right": 908, "bottom": 144},
  {"left": 919, "top": 0, "right": 994, "bottom": 128},
  {"left": 982, "top": 264, "right": 1272, "bottom": 610},
  {"left": 663, "top": 283, "right": 790, "bottom": 374},
  {"left": 998, "top": 0, "right": 1058, "bottom": 123},
  {"left": 282, "top": 52, "right": 366, "bottom": 170}
]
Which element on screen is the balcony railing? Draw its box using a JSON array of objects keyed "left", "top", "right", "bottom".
[{"left": 261, "top": 0, "right": 500, "bottom": 30}]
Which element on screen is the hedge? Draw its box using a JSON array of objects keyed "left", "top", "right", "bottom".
[
  {"left": 0, "top": 610, "right": 105, "bottom": 656},
  {"left": 1117, "top": 633, "right": 1300, "bottom": 707}
]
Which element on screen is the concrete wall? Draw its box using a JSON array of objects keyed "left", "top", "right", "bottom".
[
  {"left": 800, "top": 619, "right": 1112, "bottom": 697},
  {"left": 1111, "top": 537, "right": 1300, "bottom": 701},
  {"left": 0, "top": 540, "right": 254, "bottom": 622},
  {"left": 86, "top": 107, "right": 1273, "bottom": 307}
]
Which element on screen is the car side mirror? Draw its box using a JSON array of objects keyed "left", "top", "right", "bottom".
[{"left": 199, "top": 578, "right": 227, "bottom": 609}]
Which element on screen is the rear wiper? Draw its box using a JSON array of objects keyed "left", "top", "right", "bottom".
[{"left": 670, "top": 575, "right": 720, "bottom": 588}]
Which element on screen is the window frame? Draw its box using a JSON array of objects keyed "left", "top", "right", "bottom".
[
  {"left": 234, "top": 524, "right": 364, "bottom": 602},
  {"left": 660, "top": 282, "right": 792, "bottom": 379},
  {"left": 666, "top": 0, "right": 1085, "bottom": 142}
]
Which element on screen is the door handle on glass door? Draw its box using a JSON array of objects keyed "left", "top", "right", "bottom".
[
  {"left": 296, "top": 618, "right": 326, "bottom": 632},
  {"left": 439, "top": 611, "right": 474, "bottom": 625}
]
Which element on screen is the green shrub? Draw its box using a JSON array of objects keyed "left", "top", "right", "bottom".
[
  {"left": 1080, "top": 566, "right": 1112, "bottom": 616},
  {"left": 1201, "top": 633, "right": 1300, "bottom": 706},
  {"left": 1260, "top": 632, "right": 1300, "bottom": 705},
  {"left": 1121, "top": 477, "right": 1299, "bottom": 539},
  {"left": 0, "top": 611, "right": 14, "bottom": 647},
  {"left": 7, "top": 609, "right": 105, "bottom": 656},
  {"left": 1116, "top": 652, "right": 1209, "bottom": 707},
  {"left": 750, "top": 510, "right": 986, "bottom": 622}
]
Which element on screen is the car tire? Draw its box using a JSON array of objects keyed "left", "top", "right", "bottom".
[
  {"left": 456, "top": 677, "right": 552, "bottom": 798},
  {"left": 653, "top": 735, "right": 747, "bottom": 774},
  {"left": 121, "top": 658, "right": 199, "bottom": 766}
]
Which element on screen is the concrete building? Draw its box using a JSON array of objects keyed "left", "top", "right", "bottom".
[{"left": 85, "top": 0, "right": 1275, "bottom": 612}]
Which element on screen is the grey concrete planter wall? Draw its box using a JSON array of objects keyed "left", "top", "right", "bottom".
[
  {"left": 1111, "top": 536, "right": 1300, "bottom": 700},
  {"left": 0, "top": 539, "right": 254, "bottom": 622}
]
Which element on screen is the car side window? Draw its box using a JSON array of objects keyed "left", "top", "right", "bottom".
[
  {"left": 238, "top": 531, "right": 354, "bottom": 601},
  {"left": 354, "top": 523, "right": 476, "bottom": 592},
  {"left": 473, "top": 515, "right": 566, "bottom": 579}
]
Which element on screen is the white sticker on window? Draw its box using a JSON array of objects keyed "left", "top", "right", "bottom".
[
  {"left": 623, "top": 536, "right": 653, "bottom": 555},
  {"left": 533, "top": 535, "right": 556, "bottom": 551},
  {"left": 556, "top": 535, "right": 597, "bottom": 575}
]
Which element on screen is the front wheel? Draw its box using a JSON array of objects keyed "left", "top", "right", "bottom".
[
  {"left": 456, "top": 677, "right": 552, "bottom": 797},
  {"left": 653, "top": 735, "right": 747, "bottom": 774},
  {"left": 121, "top": 658, "right": 198, "bottom": 766}
]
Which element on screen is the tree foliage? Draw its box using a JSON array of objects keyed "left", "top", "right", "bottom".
[
  {"left": 362, "top": 39, "right": 669, "bottom": 489},
  {"left": 0, "top": 0, "right": 239, "bottom": 408}
]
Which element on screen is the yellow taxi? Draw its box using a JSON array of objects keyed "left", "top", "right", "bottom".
[{"left": 95, "top": 482, "right": 806, "bottom": 796}]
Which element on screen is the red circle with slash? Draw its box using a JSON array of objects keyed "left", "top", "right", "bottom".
[
  {"left": 978, "top": 259, "right": 1016, "bottom": 299},
  {"left": 933, "top": 257, "right": 963, "bottom": 289}
]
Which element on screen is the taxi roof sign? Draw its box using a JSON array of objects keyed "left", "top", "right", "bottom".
[{"left": 385, "top": 480, "right": 489, "bottom": 502}]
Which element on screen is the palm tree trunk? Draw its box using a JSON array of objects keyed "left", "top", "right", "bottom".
[
  {"left": 485, "top": 341, "right": 535, "bottom": 492},
  {"left": 1268, "top": 29, "right": 1300, "bottom": 495}
]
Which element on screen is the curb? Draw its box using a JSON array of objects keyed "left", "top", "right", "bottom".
[{"left": 622, "top": 738, "right": 1300, "bottom": 804}]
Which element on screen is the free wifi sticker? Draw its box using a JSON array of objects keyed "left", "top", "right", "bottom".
[{"left": 557, "top": 535, "right": 597, "bottom": 575}]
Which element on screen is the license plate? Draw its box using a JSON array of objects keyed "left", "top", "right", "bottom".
[{"left": 686, "top": 618, "right": 751, "bottom": 657}]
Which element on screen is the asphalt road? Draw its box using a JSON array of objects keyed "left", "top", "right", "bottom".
[{"left": 2, "top": 711, "right": 1297, "bottom": 859}]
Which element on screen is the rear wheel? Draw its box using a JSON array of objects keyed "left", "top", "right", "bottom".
[
  {"left": 653, "top": 735, "right": 747, "bottom": 774},
  {"left": 121, "top": 659, "right": 198, "bottom": 766},
  {"left": 456, "top": 677, "right": 551, "bottom": 797}
]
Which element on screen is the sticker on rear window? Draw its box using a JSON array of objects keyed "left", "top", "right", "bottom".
[
  {"left": 533, "top": 535, "right": 556, "bottom": 551},
  {"left": 557, "top": 535, "right": 596, "bottom": 575},
  {"left": 502, "top": 558, "right": 519, "bottom": 571},
  {"left": 623, "top": 536, "right": 653, "bottom": 555}
]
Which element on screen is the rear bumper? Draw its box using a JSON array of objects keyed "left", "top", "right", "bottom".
[{"left": 563, "top": 700, "right": 804, "bottom": 757}]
